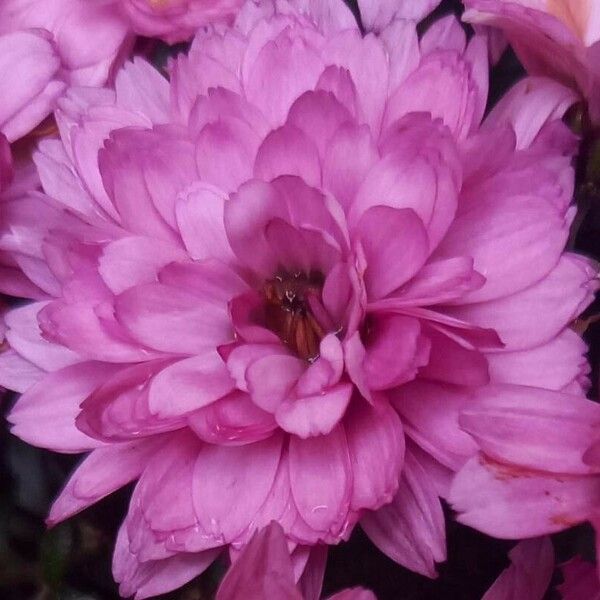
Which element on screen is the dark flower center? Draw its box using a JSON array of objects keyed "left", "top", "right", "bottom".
[{"left": 263, "top": 271, "right": 327, "bottom": 362}]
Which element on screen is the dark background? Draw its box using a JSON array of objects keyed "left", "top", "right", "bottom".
[{"left": 2, "top": 0, "right": 600, "bottom": 598}]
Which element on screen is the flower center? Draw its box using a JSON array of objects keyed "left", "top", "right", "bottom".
[{"left": 263, "top": 271, "right": 327, "bottom": 362}]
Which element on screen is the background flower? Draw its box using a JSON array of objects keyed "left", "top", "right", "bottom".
[{"left": 463, "top": 0, "right": 600, "bottom": 122}]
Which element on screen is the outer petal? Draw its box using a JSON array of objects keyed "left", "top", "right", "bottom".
[
  {"left": 48, "top": 437, "right": 166, "bottom": 525},
  {"left": 358, "top": 0, "right": 442, "bottom": 32},
  {"left": 8, "top": 362, "right": 119, "bottom": 452},
  {"left": 361, "top": 450, "right": 446, "bottom": 578},
  {"left": 450, "top": 456, "right": 600, "bottom": 537},
  {"left": 459, "top": 385, "right": 600, "bottom": 474}
]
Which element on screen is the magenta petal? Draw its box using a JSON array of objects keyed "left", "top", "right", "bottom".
[
  {"left": 115, "top": 282, "right": 231, "bottom": 354},
  {"left": 188, "top": 391, "right": 277, "bottom": 446},
  {"left": 486, "top": 329, "right": 589, "bottom": 391},
  {"left": 275, "top": 383, "right": 353, "bottom": 438},
  {"left": 460, "top": 385, "right": 600, "bottom": 474},
  {"left": 450, "top": 456, "right": 600, "bottom": 538},
  {"left": 289, "top": 425, "right": 352, "bottom": 535},
  {"left": 8, "top": 362, "right": 118, "bottom": 452},
  {"left": 48, "top": 437, "right": 165, "bottom": 526},
  {"left": 192, "top": 433, "right": 283, "bottom": 542},
  {"left": 175, "top": 182, "right": 234, "bottom": 262},
  {"left": 113, "top": 522, "right": 219, "bottom": 600},
  {"left": 361, "top": 450, "right": 446, "bottom": 578},
  {"left": 148, "top": 353, "right": 234, "bottom": 418},
  {"left": 346, "top": 400, "right": 405, "bottom": 512},
  {"left": 216, "top": 522, "right": 302, "bottom": 600},
  {"left": 482, "top": 537, "right": 554, "bottom": 600},
  {"left": 419, "top": 326, "right": 489, "bottom": 386},
  {"left": 254, "top": 123, "right": 321, "bottom": 188},
  {"left": 246, "top": 354, "right": 306, "bottom": 412},
  {"left": 391, "top": 380, "right": 478, "bottom": 470},
  {"left": 98, "top": 236, "right": 186, "bottom": 295},
  {"left": 363, "top": 314, "right": 430, "bottom": 390},
  {"left": 355, "top": 206, "right": 429, "bottom": 300},
  {"left": 299, "top": 545, "right": 328, "bottom": 600}
]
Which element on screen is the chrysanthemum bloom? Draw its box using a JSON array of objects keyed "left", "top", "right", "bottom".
[
  {"left": 0, "top": 0, "right": 243, "bottom": 141},
  {"left": 216, "top": 522, "right": 374, "bottom": 600},
  {"left": 482, "top": 537, "right": 553, "bottom": 600},
  {"left": 463, "top": 0, "right": 600, "bottom": 123},
  {"left": 0, "top": 0, "right": 596, "bottom": 596}
]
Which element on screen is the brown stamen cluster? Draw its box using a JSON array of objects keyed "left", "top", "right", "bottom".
[{"left": 263, "top": 271, "right": 326, "bottom": 362}]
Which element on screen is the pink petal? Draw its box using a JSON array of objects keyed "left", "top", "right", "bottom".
[
  {"left": 0, "top": 349, "right": 44, "bottom": 393},
  {"left": 98, "top": 236, "right": 186, "bottom": 295},
  {"left": 355, "top": 206, "right": 429, "bottom": 300},
  {"left": 114, "top": 523, "right": 219, "bottom": 600},
  {"left": 148, "top": 352, "right": 234, "bottom": 418},
  {"left": 77, "top": 360, "right": 184, "bottom": 442},
  {"left": 254, "top": 123, "right": 321, "bottom": 188},
  {"left": 322, "top": 123, "right": 379, "bottom": 211},
  {"left": 175, "top": 181, "right": 234, "bottom": 262},
  {"left": 158, "top": 259, "right": 248, "bottom": 304},
  {"left": 196, "top": 117, "right": 260, "bottom": 193},
  {"left": 346, "top": 400, "right": 405, "bottom": 511},
  {"left": 361, "top": 450, "right": 446, "bottom": 578},
  {"left": 114, "top": 58, "right": 170, "bottom": 125},
  {"left": 358, "top": 0, "right": 442, "bottom": 32},
  {"left": 391, "top": 380, "right": 478, "bottom": 470},
  {"left": 115, "top": 282, "right": 231, "bottom": 354},
  {"left": 48, "top": 437, "right": 165, "bottom": 525},
  {"left": 188, "top": 390, "right": 278, "bottom": 446},
  {"left": 487, "top": 329, "right": 588, "bottom": 390},
  {"left": 328, "top": 589, "right": 377, "bottom": 600},
  {"left": 246, "top": 354, "right": 306, "bottom": 412},
  {"left": 363, "top": 314, "right": 430, "bottom": 390},
  {"left": 445, "top": 254, "right": 597, "bottom": 351},
  {"left": 286, "top": 90, "right": 354, "bottom": 159},
  {"left": 8, "top": 362, "right": 117, "bottom": 452},
  {"left": 394, "top": 257, "right": 485, "bottom": 306},
  {"left": 419, "top": 326, "right": 489, "bottom": 386},
  {"left": 450, "top": 456, "right": 600, "bottom": 537},
  {"left": 289, "top": 425, "right": 352, "bottom": 535},
  {"left": 275, "top": 383, "right": 353, "bottom": 438},
  {"left": 482, "top": 537, "right": 553, "bottom": 600},
  {"left": 436, "top": 193, "right": 569, "bottom": 304},
  {"left": 216, "top": 522, "right": 302, "bottom": 600},
  {"left": 483, "top": 76, "right": 578, "bottom": 150},
  {"left": 192, "top": 433, "right": 284, "bottom": 542},
  {"left": 460, "top": 385, "right": 600, "bottom": 474},
  {"left": 0, "top": 30, "right": 64, "bottom": 142},
  {"left": 299, "top": 545, "right": 328, "bottom": 600}
]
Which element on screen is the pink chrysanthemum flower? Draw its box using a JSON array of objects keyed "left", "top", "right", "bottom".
[
  {"left": 463, "top": 0, "right": 600, "bottom": 123},
  {"left": 0, "top": 0, "right": 596, "bottom": 596}
]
